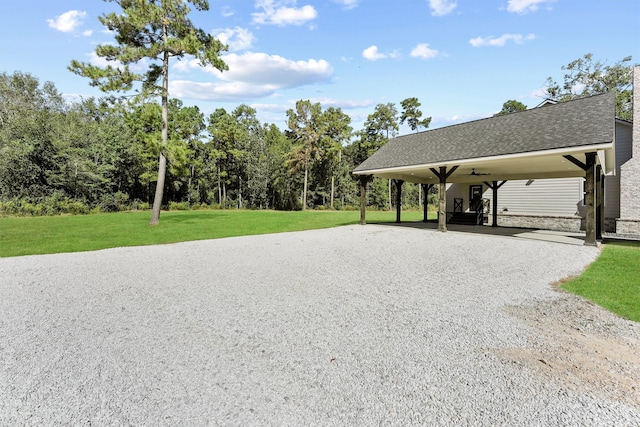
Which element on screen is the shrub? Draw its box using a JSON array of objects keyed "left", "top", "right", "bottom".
[
  {"left": 0, "top": 199, "right": 37, "bottom": 216},
  {"left": 64, "top": 200, "right": 90, "bottom": 215},
  {"left": 168, "top": 201, "right": 190, "bottom": 211},
  {"left": 41, "top": 192, "right": 65, "bottom": 215},
  {"left": 131, "top": 199, "right": 150, "bottom": 211},
  {"left": 99, "top": 191, "right": 130, "bottom": 212}
]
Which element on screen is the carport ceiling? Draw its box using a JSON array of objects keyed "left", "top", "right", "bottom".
[{"left": 360, "top": 146, "right": 611, "bottom": 184}]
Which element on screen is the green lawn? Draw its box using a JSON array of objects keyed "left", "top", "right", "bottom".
[
  {"left": 0, "top": 209, "right": 427, "bottom": 257},
  {"left": 562, "top": 241, "right": 640, "bottom": 322}
]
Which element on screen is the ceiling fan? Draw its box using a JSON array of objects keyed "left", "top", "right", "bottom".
[{"left": 469, "top": 168, "right": 491, "bottom": 176}]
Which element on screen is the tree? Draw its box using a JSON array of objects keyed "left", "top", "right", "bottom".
[
  {"left": 207, "top": 107, "right": 252, "bottom": 208},
  {"left": 359, "top": 103, "right": 399, "bottom": 210},
  {"left": 400, "top": 97, "right": 431, "bottom": 132},
  {"left": 165, "top": 100, "right": 205, "bottom": 203},
  {"left": 81, "top": 98, "right": 141, "bottom": 202},
  {"left": 318, "top": 107, "right": 352, "bottom": 209},
  {"left": 367, "top": 103, "right": 399, "bottom": 140},
  {"left": 0, "top": 72, "right": 65, "bottom": 200},
  {"left": 69, "top": 0, "right": 227, "bottom": 225},
  {"left": 265, "top": 124, "right": 298, "bottom": 210},
  {"left": 544, "top": 53, "right": 634, "bottom": 121},
  {"left": 493, "top": 100, "right": 527, "bottom": 116},
  {"left": 230, "top": 105, "right": 266, "bottom": 209},
  {"left": 49, "top": 98, "right": 110, "bottom": 202},
  {"left": 286, "top": 100, "right": 324, "bottom": 210}
]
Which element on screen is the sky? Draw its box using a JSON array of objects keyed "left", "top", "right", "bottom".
[{"left": 1, "top": 0, "right": 639, "bottom": 134}]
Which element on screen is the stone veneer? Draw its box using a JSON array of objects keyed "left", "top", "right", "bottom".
[
  {"left": 489, "top": 214, "right": 618, "bottom": 233},
  {"left": 616, "top": 65, "right": 640, "bottom": 237},
  {"left": 496, "top": 214, "right": 581, "bottom": 232}
]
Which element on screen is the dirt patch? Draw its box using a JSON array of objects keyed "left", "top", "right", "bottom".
[{"left": 501, "top": 291, "right": 640, "bottom": 409}]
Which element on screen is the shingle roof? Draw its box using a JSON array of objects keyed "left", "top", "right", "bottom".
[{"left": 354, "top": 92, "right": 616, "bottom": 173}]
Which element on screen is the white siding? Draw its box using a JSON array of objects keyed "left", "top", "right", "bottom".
[
  {"left": 446, "top": 183, "right": 467, "bottom": 211},
  {"left": 448, "top": 179, "right": 582, "bottom": 217},
  {"left": 446, "top": 183, "right": 491, "bottom": 212},
  {"left": 493, "top": 178, "right": 583, "bottom": 216}
]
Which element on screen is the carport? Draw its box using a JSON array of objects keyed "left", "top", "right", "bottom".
[{"left": 353, "top": 93, "right": 617, "bottom": 246}]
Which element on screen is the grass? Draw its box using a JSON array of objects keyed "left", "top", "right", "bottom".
[
  {"left": 562, "top": 241, "right": 640, "bottom": 322},
  {"left": 0, "top": 209, "right": 427, "bottom": 257}
]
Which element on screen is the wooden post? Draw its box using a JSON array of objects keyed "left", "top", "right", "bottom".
[
  {"left": 394, "top": 179, "right": 404, "bottom": 223},
  {"left": 492, "top": 182, "right": 499, "bottom": 227},
  {"left": 564, "top": 153, "right": 599, "bottom": 245},
  {"left": 438, "top": 166, "right": 447, "bottom": 232},
  {"left": 422, "top": 184, "right": 431, "bottom": 222},
  {"left": 429, "top": 166, "right": 458, "bottom": 232},
  {"left": 585, "top": 152, "right": 597, "bottom": 246},
  {"left": 485, "top": 180, "right": 507, "bottom": 228}
]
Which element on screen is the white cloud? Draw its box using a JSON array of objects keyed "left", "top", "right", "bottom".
[
  {"left": 89, "top": 51, "right": 113, "bottom": 68},
  {"left": 507, "top": 0, "right": 555, "bottom": 14},
  {"left": 47, "top": 10, "right": 87, "bottom": 33},
  {"left": 251, "top": 103, "right": 287, "bottom": 113},
  {"left": 88, "top": 50, "right": 148, "bottom": 73},
  {"left": 528, "top": 82, "right": 585, "bottom": 102},
  {"left": 362, "top": 45, "right": 387, "bottom": 61},
  {"left": 252, "top": 0, "right": 318, "bottom": 26},
  {"left": 332, "top": 0, "right": 359, "bottom": 9},
  {"left": 362, "top": 45, "right": 401, "bottom": 61},
  {"left": 410, "top": 43, "right": 439, "bottom": 59},
  {"left": 469, "top": 33, "right": 536, "bottom": 47},
  {"left": 220, "top": 52, "right": 332, "bottom": 85},
  {"left": 529, "top": 87, "right": 550, "bottom": 98},
  {"left": 82, "top": 30, "right": 93, "bottom": 37},
  {"left": 213, "top": 27, "right": 255, "bottom": 51},
  {"left": 222, "top": 6, "right": 235, "bottom": 17},
  {"left": 171, "top": 80, "right": 278, "bottom": 101},
  {"left": 171, "top": 51, "right": 333, "bottom": 101},
  {"left": 428, "top": 0, "right": 457, "bottom": 16},
  {"left": 307, "top": 97, "right": 374, "bottom": 109}
]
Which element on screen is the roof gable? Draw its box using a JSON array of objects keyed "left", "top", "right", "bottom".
[{"left": 354, "top": 92, "right": 616, "bottom": 173}]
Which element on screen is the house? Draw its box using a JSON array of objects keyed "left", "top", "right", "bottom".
[{"left": 353, "top": 66, "right": 640, "bottom": 246}]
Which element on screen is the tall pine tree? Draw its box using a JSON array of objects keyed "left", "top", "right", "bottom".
[{"left": 69, "top": 0, "right": 227, "bottom": 224}]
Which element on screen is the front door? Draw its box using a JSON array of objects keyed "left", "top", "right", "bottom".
[{"left": 469, "top": 185, "right": 483, "bottom": 212}]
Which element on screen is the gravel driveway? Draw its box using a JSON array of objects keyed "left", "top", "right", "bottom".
[{"left": 1, "top": 224, "right": 639, "bottom": 426}]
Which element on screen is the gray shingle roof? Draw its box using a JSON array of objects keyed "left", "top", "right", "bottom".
[{"left": 354, "top": 92, "right": 616, "bottom": 173}]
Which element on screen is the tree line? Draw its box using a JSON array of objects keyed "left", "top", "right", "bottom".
[
  {"left": 0, "top": 70, "right": 433, "bottom": 216},
  {"left": 1, "top": 53, "right": 633, "bottom": 216}
]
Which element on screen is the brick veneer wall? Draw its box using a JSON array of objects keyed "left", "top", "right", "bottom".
[{"left": 616, "top": 65, "right": 640, "bottom": 237}]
